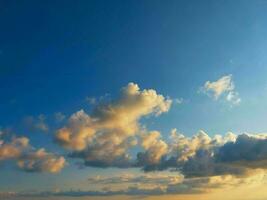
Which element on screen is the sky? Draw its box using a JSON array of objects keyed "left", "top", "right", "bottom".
[{"left": 2, "top": 0, "right": 267, "bottom": 199}]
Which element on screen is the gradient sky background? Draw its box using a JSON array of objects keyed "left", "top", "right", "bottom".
[{"left": 2, "top": 1, "right": 267, "bottom": 199}]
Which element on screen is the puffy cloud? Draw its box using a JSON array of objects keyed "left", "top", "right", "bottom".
[
  {"left": 216, "top": 134, "right": 267, "bottom": 167},
  {"left": 135, "top": 130, "right": 240, "bottom": 174},
  {"left": 55, "top": 110, "right": 94, "bottom": 151},
  {"left": 136, "top": 131, "right": 168, "bottom": 170},
  {"left": 0, "top": 136, "right": 29, "bottom": 160},
  {"left": 54, "top": 90, "right": 267, "bottom": 177},
  {"left": 201, "top": 74, "right": 241, "bottom": 104},
  {"left": 55, "top": 100, "right": 267, "bottom": 178},
  {"left": 136, "top": 130, "right": 267, "bottom": 179},
  {"left": 169, "top": 130, "right": 214, "bottom": 162},
  {"left": 5, "top": 82, "right": 267, "bottom": 197},
  {"left": 0, "top": 135, "right": 65, "bottom": 173},
  {"left": 17, "top": 148, "right": 66, "bottom": 173},
  {"left": 55, "top": 82, "right": 171, "bottom": 167},
  {"left": 181, "top": 149, "right": 247, "bottom": 178}
]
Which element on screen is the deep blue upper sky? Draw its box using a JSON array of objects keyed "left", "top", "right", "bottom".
[{"left": 1, "top": 0, "right": 267, "bottom": 138}]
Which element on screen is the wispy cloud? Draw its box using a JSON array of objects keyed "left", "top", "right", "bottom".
[
  {"left": 200, "top": 74, "right": 241, "bottom": 105},
  {"left": 4, "top": 170, "right": 267, "bottom": 197},
  {"left": 54, "top": 112, "right": 66, "bottom": 123},
  {"left": 23, "top": 114, "right": 49, "bottom": 132}
]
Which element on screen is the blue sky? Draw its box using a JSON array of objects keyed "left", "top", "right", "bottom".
[
  {"left": 1, "top": 0, "right": 267, "bottom": 134},
  {"left": 2, "top": 0, "right": 267, "bottom": 198}
]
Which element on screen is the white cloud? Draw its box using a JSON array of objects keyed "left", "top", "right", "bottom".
[
  {"left": 201, "top": 74, "right": 241, "bottom": 105},
  {"left": 226, "top": 91, "right": 241, "bottom": 105}
]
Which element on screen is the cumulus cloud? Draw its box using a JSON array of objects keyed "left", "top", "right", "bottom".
[
  {"left": 201, "top": 74, "right": 241, "bottom": 105},
  {"left": 136, "top": 130, "right": 267, "bottom": 179},
  {"left": 216, "top": 134, "right": 267, "bottom": 167},
  {"left": 17, "top": 148, "right": 66, "bottom": 173},
  {"left": 0, "top": 135, "right": 65, "bottom": 173},
  {"left": 4, "top": 82, "right": 267, "bottom": 197},
  {"left": 50, "top": 76, "right": 267, "bottom": 179},
  {"left": 53, "top": 83, "right": 267, "bottom": 179},
  {"left": 135, "top": 130, "right": 240, "bottom": 175},
  {"left": 55, "top": 82, "right": 172, "bottom": 167},
  {"left": 169, "top": 129, "right": 215, "bottom": 162},
  {"left": 0, "top": 136, "right": 29, "bottom": 160},
  {"left": 136, "top": 131, "right": 168, "bottom": 170}
]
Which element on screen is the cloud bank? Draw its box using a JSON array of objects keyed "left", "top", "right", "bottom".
[
  {"left": 5, "top": 170, "right": 267, "bottom": 197},
  {"left": 3, "top": 82, "right": 267, "bottom": 197},
  {"left": 53, "top": 82, "right": 267, "bottom": 179}
]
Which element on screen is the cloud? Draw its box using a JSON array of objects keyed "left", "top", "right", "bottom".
[
  {"left": 55, "top": 82, "right": 172, "bottom": 168},
  {"left": 88, "top": 172, "right": 184, "bottom": 187},
  {"left": 23, "top": 114, "right": 49, "bottom": 132},
  {"left": 0, "top": 135, "right": 65, "bottom": 173},
  {"left": 0, "top": 136, "right": 29, "bottom": 160},
  {"left": 11, "top": 170, "right": 267, "bottom": 197},
  {"left": 136, "top": 131, "right": 168, "bottom": 171},
  {"left": 54, "top": 112, "right": 66, "bottom": 123},
  {"left": 201, "top": 74, "right": 241, "bottom": 104},
  {"left": 50, "top": 77, "right": 267, "bottom": 180},
  {"left": 203, "top": 75, "right": 234, "bottom": 99},
  {"left": 135, "top": 130, "right": 240, "bottom": 174},
  {"left": 216, "top": 134, "right": 267, "bottom": 167},
  {"left": 174, "top": 98, "right": 183, "bottom": 104},
  {"left": 4, "top": 82, "right": 267, "bottom": 197},
  {"left": 136, "top": 130, "right": 267, "bottom": 179},
  {"left": 17, "top": 148, "right": 66, "bottom": 173},
  {"left": 85, "top": 97, "right": 97, "bottom": 105},
  {"left": 85, "top": 94, "right": 110, "bottom": 105},
  {"left": 52, "top": 82, "right": 267, "bottom": 179}
]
